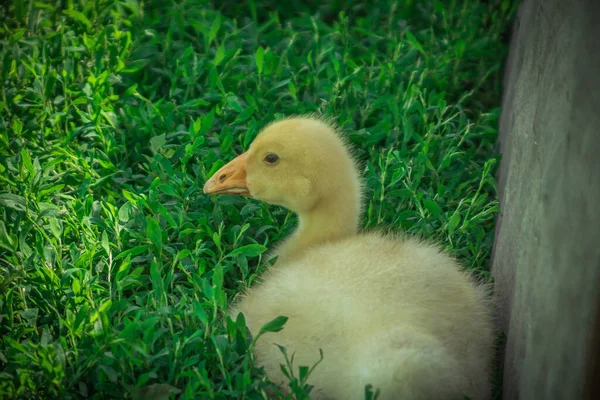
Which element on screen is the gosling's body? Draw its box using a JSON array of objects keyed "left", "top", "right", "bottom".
[
  {"left": 231, "top": 234, "right": 493, "bottom": 400},
  {"left": 204, "top": 116, "right": 495, "bottom": 400}
]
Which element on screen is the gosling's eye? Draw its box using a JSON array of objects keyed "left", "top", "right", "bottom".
[{"left": 263, "top": 153, "right": 279, "bottom": 165}]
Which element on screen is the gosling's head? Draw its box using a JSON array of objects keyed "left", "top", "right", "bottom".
[{"left": 203, "top": 116, "right": 362, "bottom": 214}]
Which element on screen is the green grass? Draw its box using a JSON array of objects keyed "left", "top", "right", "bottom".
[{"left": 0, "top": 0, "right": 516, "bottom": 398}]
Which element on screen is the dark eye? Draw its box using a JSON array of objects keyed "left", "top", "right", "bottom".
[{"left": 263, "top": 153, "right": 279, "bottom": 165}]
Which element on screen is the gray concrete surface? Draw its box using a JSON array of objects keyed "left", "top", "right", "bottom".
[{"left": 490, "top": 0, "right": 600, "bottom": 399}]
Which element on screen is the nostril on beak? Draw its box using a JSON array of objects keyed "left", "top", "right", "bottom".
[{"left": 219, "top": 173, "right": 228, "bottom": 183}]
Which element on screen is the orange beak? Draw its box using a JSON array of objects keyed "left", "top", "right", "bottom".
[{"left": 203, "top": 153, "right": 250, "bottom": 196}]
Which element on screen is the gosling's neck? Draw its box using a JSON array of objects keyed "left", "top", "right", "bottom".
[{"left": 274, "top": 188, "right": 362, "bottom": 263}]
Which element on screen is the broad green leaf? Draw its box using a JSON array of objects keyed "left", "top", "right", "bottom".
[
  {"left": 227, "top": 244, "right": 267, "bottom": 258},
  {"left": 101, "top": 231, "right": 110, "bottom": 255},
  {"left": 122, "top": 59, "right": 150, "bottom": 73},
  {"left": 212, "top": 232, "right": 221, "bottom": 251},
  {"left": 214, "top": 45, "right": 225, "bottom": 66},
  {"left": 255, "top": 46, "right": 264, "bottom": 74},
  {"left": 99, "top": 299, "right": 112, "bottom": 313},
  {"left": 201, "top": 109, "right": 215, "bottom": 134},
  {"left": 49, "top": 217, "right": 63, "bottom": 240},
  {"left": 62, "top": 10, "right": 92, "bottom": 30},
  {"left": 73, "top": 303, "right": 89, "bottom": 331},
  {"left": 100, "top": 365, "right": 118, "bottom": 383},
  {"left": 72, "top": 278, "right": 81, "bottom": 295},
  {"left": 448, "top": 213, "right": 461, "bottom": 235},
  {"left": 212, "top": 265, "right": 223, "bottom": 289},
  {"left": 38, "top": 184, "right": 65, "bottom": 197},
  {"left": 226, "top": 95, "right": 243, "bottom": 113},
  {"left": 19, "top": 308, "right": 39, "bottom": 326},
  {"left": 115, "top": 245, "right": 149, "bottom": 260},
  {"left": 146, "top": 218, "right": 162, "bottom": 250},
  {"left": 150, "top": 258, "right": 164, "bottom": 302},
  {"left": 118, "top": 202, "right": 133, "bottom": 223},
  {"left": 208, "top": 13, "right": 221, "bottom": 45},
  {"left": 0, "top": 193, "right": 26, "bottom": 211},
  {"left": 423, "top": 199, "right": 441, "bottom": 218},
  {"left": 259, "top": 316, "right": 288, "bottom": 334},
  {"left": 12, "top": 118, "right": 23, "bottom": 135},
  {"left": 150, "top": 134, "right": 166, "bottom": 154},
  {"left": 20, "top": 148, "right": 33, "bottom": 176},
  {"left": 0, "top": 220, "right": 13, "bottom": 247},
  {"left": 194, "top": 302, "right": 209, "bottom": 326},
  {"left": 404, "top": 30, "right": 425, "bottom": 54},
  {"left": 158, "top": 183, "right": 179, "bottom": 198},
  {"left": 192, "top": 117, "right": 202, "bottom": 135},
  {"left": 235, "top": 105, "right": 256, "bottom": 123}
]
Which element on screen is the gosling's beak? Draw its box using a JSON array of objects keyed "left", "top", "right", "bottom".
[{"left": 203, "top": 153, "right": 250, "bottom": 196}]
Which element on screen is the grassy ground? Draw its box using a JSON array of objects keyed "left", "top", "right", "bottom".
[{"left": 0, "top": 0, "right": 516, "bottom": 398}]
